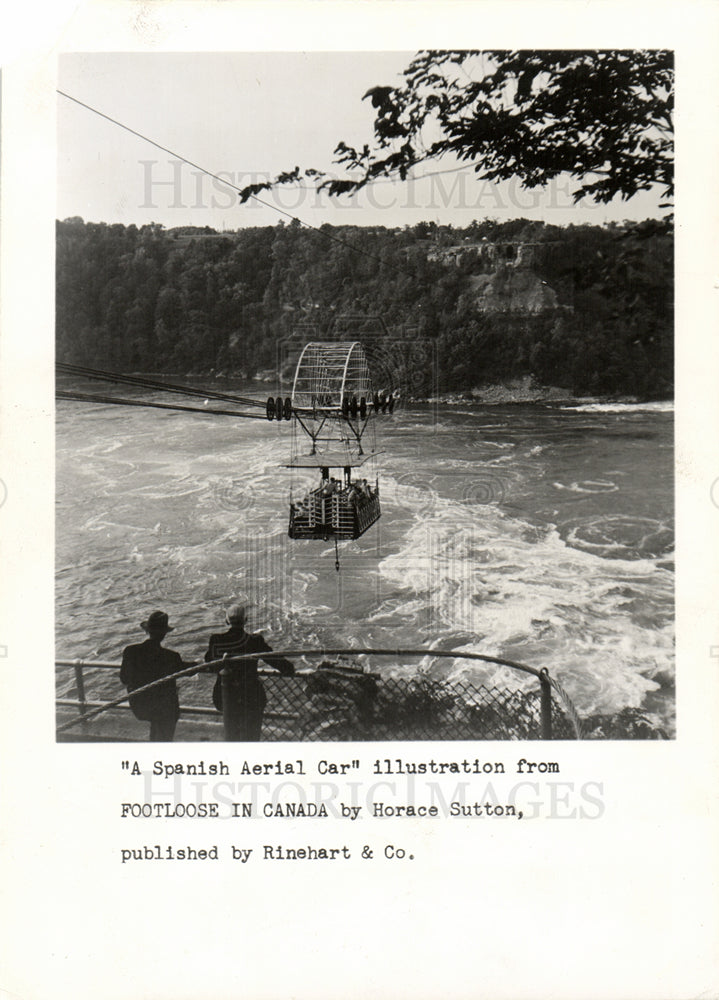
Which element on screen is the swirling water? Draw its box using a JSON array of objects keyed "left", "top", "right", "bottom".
[{"left": 56, "top": 384, "right": 674, "bottom": 733}]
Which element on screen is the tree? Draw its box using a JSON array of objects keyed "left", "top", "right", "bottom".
[
  {"left": 239, "top": 50, "right": 673, "bottom": 207},
  {"left": 56, "top": 218, "right": 673, "bottom": 397}
]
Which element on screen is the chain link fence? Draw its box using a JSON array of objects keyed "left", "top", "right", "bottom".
[
  {"left": 262, "top": 668, "right": 580, "bottom": 741},
  {"left": 56, "top": 659, "right": 582, "bottom": 740}
]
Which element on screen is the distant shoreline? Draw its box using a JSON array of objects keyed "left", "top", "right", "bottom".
[
  {"left": 411, "top": 376, "right": 673, "bottom": 407},
  {"left": 102, "top": 370, "right": 674, "bottom": 409}
]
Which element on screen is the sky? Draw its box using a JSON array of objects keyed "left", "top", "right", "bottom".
[{"left": 57, "top": 51, "right": 669, "bottom": 231}]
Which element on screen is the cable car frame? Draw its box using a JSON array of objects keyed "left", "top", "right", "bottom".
[{"left": 283, "top": 342, "right": 388, "bottom": 542}]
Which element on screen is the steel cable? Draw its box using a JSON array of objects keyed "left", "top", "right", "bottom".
[
  {"left": 56, "top": 389, "right": 266, "bottom": 418},
  {"left": 56, "top": 361, "right": 266, "bottom": 408}
]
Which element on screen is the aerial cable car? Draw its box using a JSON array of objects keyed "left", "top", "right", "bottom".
[{"left": 273, "top": 342, "right": 387, "bottom": 549}]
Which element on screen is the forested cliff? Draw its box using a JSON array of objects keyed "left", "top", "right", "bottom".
[{"left": 56, "top": 216, "right": 673, "bottom": 399}]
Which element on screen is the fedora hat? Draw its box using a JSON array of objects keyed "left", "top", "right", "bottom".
[{"left": 141, "top": 610, "right": 174, "bottom": 632}]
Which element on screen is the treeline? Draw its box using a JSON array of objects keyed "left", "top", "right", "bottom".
[{"left": 56, "top": 216, "right": 673, "bottom": 398}]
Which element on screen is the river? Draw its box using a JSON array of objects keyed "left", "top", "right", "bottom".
[{"left": 56, "top": 382, "right": 674, "bottom": 734}]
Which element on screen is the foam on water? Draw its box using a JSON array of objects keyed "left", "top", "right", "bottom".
[
  {"left": 377, "top": 482, "right": 673, "bottom": 720},
  {"left": 561, "top": 401, "right": 674, "bottom": 414},
  {"left": 56, "top": 395, "right": 674, "bottom": 728},
  {"left": 553, "top": 480, "right": 619, "bottom": 494}
]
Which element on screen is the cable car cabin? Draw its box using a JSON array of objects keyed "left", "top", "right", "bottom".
[
  {"left": 285, "top": 342, "right": 384, "bottom": 542},
  {"left": 288, "top": 462, "right": 380, "bottom": 541}
]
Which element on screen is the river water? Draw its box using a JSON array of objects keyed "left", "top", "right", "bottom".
[{"left": 56, "top": 384, "right": 674, "bottom": 733}]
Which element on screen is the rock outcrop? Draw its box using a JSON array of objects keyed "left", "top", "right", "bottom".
[{"left": 468, "top": 264, "right": 558, "bottom": 314}]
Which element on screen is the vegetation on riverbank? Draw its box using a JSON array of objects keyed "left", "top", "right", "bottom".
[{"left": 57, "top": 216, "right": 673, "bottom": 399}]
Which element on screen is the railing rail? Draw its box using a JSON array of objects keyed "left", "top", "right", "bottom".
[{"left": 56, "top": 648, "right": 582, "bottom": 740}]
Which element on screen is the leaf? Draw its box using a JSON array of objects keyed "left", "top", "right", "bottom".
[
  {"left": 362, "top": 86, "right": 394, "bottom": 109},
  {"left": 319, "top": 178, "right": 360, "bottom": 197},
  {"left": 237, "top": 181, "right": 272, "bottom": 204}
]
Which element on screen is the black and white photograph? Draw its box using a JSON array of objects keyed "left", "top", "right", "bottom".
[
  {"left": 55, "top": 48, "right": 674, "bottom": 743},
  {"left": 1, "top": 4, "right": 718, "bottom": 999}
]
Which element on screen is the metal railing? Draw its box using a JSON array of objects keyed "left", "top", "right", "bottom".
[{"left": 56, "top": 648, "right": 583, "bottom": 741}]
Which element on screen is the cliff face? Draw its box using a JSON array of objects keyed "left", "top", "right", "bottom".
[
  {"left": 428, "top": 239, "right": 560, "bottom": 314},
  {"left": 468, "top": 264, "right": 558, "bottom": 314}
]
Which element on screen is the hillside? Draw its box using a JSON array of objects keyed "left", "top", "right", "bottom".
[{"left": 56, "top": 217, "right": 673, "bottom": 399}]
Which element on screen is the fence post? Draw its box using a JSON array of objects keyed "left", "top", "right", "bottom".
[
  {"left": 74, "top": 661, "right": 87, "bottom": 716},
  {"left": 539, "top": 669, "right": 552, "bottom": 739},
  {"left": 221, "top": 666, "right": 240, "bottom": 740}
]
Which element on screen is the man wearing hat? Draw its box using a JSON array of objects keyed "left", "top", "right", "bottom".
[
  {"left": 204, "top": 605, "right": 294, "bottom": 741},
  {"left": 120, "top": 611, "right": 183, "bottom": 741}
]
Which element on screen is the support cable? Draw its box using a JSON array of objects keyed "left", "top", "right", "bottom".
[
  {"left": 56, "top": 389, "right": 266, "bottom": 419},
  {"left": 56, "top": 361, "right": 266, "bottom": 408},
  {"left": 57, "top": 89, "right": 408, "bottom": 280}
]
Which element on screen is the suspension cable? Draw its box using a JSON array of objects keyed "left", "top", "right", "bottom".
[
  {"left": 56, "top": 389, "right": 267, "bottom": 419},
  {"left": 56, "top": 361, "right": 266, "bottom": 408},
  {"left": 57, "top": 89, "right": 409, "bottom": 280}
]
